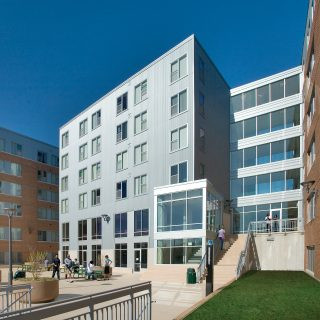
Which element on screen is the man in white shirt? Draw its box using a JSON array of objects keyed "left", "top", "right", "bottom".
[
  {"left": 86, "top": 261, "right": 95, "bottom": 280},
  {"left": 217, "top": 226, "right": 225, "bottom": 250}
]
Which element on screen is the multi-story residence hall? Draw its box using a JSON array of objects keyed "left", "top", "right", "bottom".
[
  {"left": 59, "top": 35, "right": 230, "bottom": 270},
  {"left": 302, "top": 0, "right": 320, "bottom": 280},
  {"left": 0, "top": 127, "right": 59, "bottom": 264},
  {"left": 230, "top": 67, "right": 303, "bottom": 233}
]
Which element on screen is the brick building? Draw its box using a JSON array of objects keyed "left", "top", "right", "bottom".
[{"left": 0, "top": 127, "right": 59, "bottom": 264}]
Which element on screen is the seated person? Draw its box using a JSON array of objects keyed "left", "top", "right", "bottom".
[
  {"left": 73, "top": 258, "right": 80, "bottom": 274},
  {"left": 86, "top": 261, "right": 95, "bottom": 280}
]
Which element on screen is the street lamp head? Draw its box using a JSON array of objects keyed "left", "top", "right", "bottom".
[
  {"left": 3, "top": 208, "right": 16, "bottom": 217},
  {"left": 300, "top": 180, "right": 315, "bottom": 193},
  {"left": 101, "top": 214, "right": 111, "bottom": 223}
]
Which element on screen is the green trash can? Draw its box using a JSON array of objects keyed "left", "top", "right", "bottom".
[{"left": 186, "top": 268, "right": 196, "bottom": 284}]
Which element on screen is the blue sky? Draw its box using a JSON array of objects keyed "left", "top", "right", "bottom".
[{"left": 0, "top": 0, "right": 308, "bottom": 146}]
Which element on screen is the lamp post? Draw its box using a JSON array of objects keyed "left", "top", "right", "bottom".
[
  {"left": 4, "top": 208, "right": 16, "bottom": 286},
  {"left": 101, "top": 214, "right": 111, "bottom": 223}
]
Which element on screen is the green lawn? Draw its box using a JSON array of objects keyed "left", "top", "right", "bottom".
[{"left": 186, "top": 271, "right": 320, "bottom": 320}]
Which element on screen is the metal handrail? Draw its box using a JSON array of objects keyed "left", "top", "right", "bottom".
[
  {"left": 196, "top": 252, "right": 207, "bottom": 282},
  {"left": 250, "top": 218, "right": 302, "bottom": 234},
  {"left": 236, "top": 222, "right": 252, "bottom": 279},
  {"left": 0, "top": 282, "right": 152, "bottom": 320}
]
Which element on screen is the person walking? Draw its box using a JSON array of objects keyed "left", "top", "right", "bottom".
[
  {"left": 52, "top": 254, "right": 60, "bottom": 280},
  {"left": 64, "top": 254, "right": 73, "bottom": 282},
  {"left": 217, "top": 226, "right": 225, "bottom": 250},
  {"left": 265, "top": 213, "right": 271, "bottom": 233},
  {"left": 86, "top": 261, "right": 95, "bottom": 280},
  {"left": 104, "top": 255, "right": 112, "bottom": 278}
]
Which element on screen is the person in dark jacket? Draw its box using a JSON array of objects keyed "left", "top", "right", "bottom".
[{"left": 52, "top": 254, "right": 61, "bottom": 280}]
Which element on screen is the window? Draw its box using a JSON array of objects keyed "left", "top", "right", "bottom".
[
  {"left": 257, "top": 174, "right": 270, "bottom": 194},
  {"left": 307, "top": 90, "right": 315, "bottom": 130},
  {"left": 92, "top": 110, "right": 101, "bottom": 130},
  {"left": 0, "top": 160, "right": 21, "bottom": 176},
  {"left": 199, "top": 128, "right": 205, "bottom": 152},
  {"left": 115, "top": 212, "right": 127, "bottom": 237},
  {"left": 116, "top": 150, "right": 128, "bottom": 171},
  {"left": 271, "top": 109, "right": 284, "bottom": 131},
  {"left": 157, "top": 189, "right": 203, "bottom": 232},
  {"left": 199, "top": 57, "right": 205, "bottom": 83},
  {"left": 285, "top": 105, "right": 300, "bottom": 128},
  {"left": 157, "top": 238, "right": 202, "bottom": 264},
  {"left": 134, "top": 80, "right": 147, "bottom": 104},
  {"left": 11, "top": 142, "right": 22, "bottom": 156},
  {"left": 91, "top": 188, "right": 101, "bottom": 206},
  {"left": 134, "top": 111, "right": 147, "bottom": 134},
  {"left": 37, "top": 230, "right": 58, "bottom": 242},
  {"left": 51, "top": 155, "right": 59, "bottom": 167},
  {"left": 171, "top": 55, "right": 187, "bottom": 83},
  {"left": 79, "top": 192, "right": 88, "bottom": 209},
  {"left": 271, "top": 171, "right": 285, "bottom": 192},
  {"left": 271, "top": 80, "right": 284, "bottom": 101},
  {"left": 0, "top": 181, "right": 21, "bottom": 196},
  {"left": 134, "top": 174, "right": 147, "bottom": 196},
  {"left": 231, "top": 178, "right": 243, "bottom": 198},
  {"left": 37, "top": 151, "right": 47, "bottom": 163},
  {"left": 116, "top": 180, "right": 127, "bottom": 199},
  {"left": 230, "top": 122, "right": 243, "bottom": 141},
  {"left": 92, "top": 162, "right": 101, "bottom": 181},
  {"left": 134, "top": 143, "right": 147, "bottom": 165},
  {"left": 37, "top": 189, "right": 58, "bottom": 203},
  {"left": 231, "top": 94, "right": 242, "bottom": 113},
  {"left": 0, "top": 227, "right": 22, "bottom": 240},
  {"left": 199, "top": 92, "right": 205, "bottom": 116},
  {"left": 307, "top": 139, "right": 316, "bottom": 171},
  {"left": 61, "top": 132, "right": 69, "bottom": 148},
  {"left": 257, "top": 144, "right": 270, "bottom": 165},
  {"left": 285, "top": 75, "right": 299, "bottom": 96},
  {"left": 0, "top": 138, "right": 5, "bottom": 152},
  {"left": 231, "top": 150, "right": 243, "bottom": 170},
  {"left": 199, "top": 163, "right": 205, "bottom": 179},
  {"left": 243, "top": 89, "right": 256, "bottom": 109},
  {"left": 308, "top": 193, "right": 316, "bottom": 222},
  {"left": 62, "top": 223, "right": 69, "bottom": 242},
  {"left": 61, "top": 176, "right": 68, "bottom": 192},
  {"left": 62, "top": 246, "right": 69, "bottom": 262},
  {"left": 244, "top": 147, "right": 256, "bottom": 167},
  {"left": 37, "top": 207, "right": 58, "bottom": 220},
  {"left": 117, "top": 92, "right": 128, "bottom": 115},
  {"left": 285, "top": 169, "right": 300, "bottom": 190},
  {"left": 271, "top": 140, "right": 285, "bottom": 162},
  {"left": 79, "top": 168, "right": 88, "bottom": 185},
  {"left": 134, "top": 209, "right": 149, "bottom": 236},
  {"left": 115, "top": 244, "right": 127, "bottom": 267},
  {"left": 61, "top": 154, "right": 68, "bottom": 170},
  {"left": 0, "top": 202, "right": 21, "bottom": 216},
  {"left": 61, "top": 199, "right": 69, "bottom": 214},
  {"left": 79, "top": 143, "right": 88, "bottom": 161},
  {"left": 244, "top": 176, "right": 256, "bottom": 196},
  {"left": 170, "top": 125, "right": 187, "bottom": 152},
  {"left": 79, "top": 119, "right": 88, "bottom": 137},
  {"left": 257, "top": 113, "right": 270, "bottom": 135},
  {"left": 243, "top": 118, "right": 256, "bottom": 138},
  {"left": 92, "top": 245, "right": 101, "bottom": 266},
  {"left": 78, "top": 220, "right": 87, "bottom": 240},
  {"left": 171, "top": 90, "right": 187, "bottom": 117},
  {"left": 92, "top": 136, "right": 101, "bottom": 155},
  {"left": 37, "top": 170, "right": 58, "bottom": 185},
  {"left": 170, "top": 161, "right": 187, "bottom": 184},
  {"left": 257, "top": 85, "right": 270, "bottom": 105},
  {"left": 286, "top": 137, "right": 300, "bottom": 159},
  {"left": 92, "top": 217, "right": 102, "bottom": 239},
  {"left": 307, "top": 246, "right": 315, "bottom": 273},
  {"left": 116, "top": 122, "right": 128, "bottom": 142},
  {"left": 78, "top": 245, "right": 87, "bottom": 266}
]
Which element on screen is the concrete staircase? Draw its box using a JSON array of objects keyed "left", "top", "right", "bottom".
[{"left": 214, "top": 234, "right": 246, "bottom": 290}]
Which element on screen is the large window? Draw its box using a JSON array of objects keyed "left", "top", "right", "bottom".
[
  {"left": 231, "top": 169, "right": 300, "bottom": 198},
  {"left": 0, "top": 160, "right": 21, "bottom": 176},
  {"left": 134, "top": 175, "right": 147, "bottom": 196},
  {"left": 0, "top": 181, "right": 21, "bottom": 196},
  {"left": 92, "top": 245, "right": 101, "bottom": 266},
  {"left": 117, "top": 92, "right": 128, "bottom": 115},
  {"left": 62, "top": 223, "right": 69, "bottom": 242},
  {"left": 92, "top": 217, "right": 102, "bottom": 239},
  {"left": 116, "top": 180, "right": 127, "bottom": 199},
  {"left": 37, "top": 189, "right": 58, "bottom": 203},
  {"left": 79, "top": 143, "right": 88, "bottom": 161},
  {"left": 61, "top": 154, "right": 68, "bottom": 170},
  {"left": 307, "top": 246, "right": 315, "bottom": 273},
  {"left": 134, "top": 143, "right": 147, "bottom": 165},
  {"left": 115, "top": 212, "right": 127, "bottom": 238},
  {"left": 38, "top": 207, "right": 58, "bottom": 220},
  {"left": 230, "top": 105, "right": 300, "bottom": 142},
  {"left": 79, "top": 119, "right": 88, "bottom": 137},
  {"left": 92, "top": 110, "right": 101, "bottom": 130},
  {"left": 157, "top": 238, "right": 202, "bottom": 264},
  {"left": 38, "top": 230, "right": 59, "bottom": 242},
  {"left": 0, "top": 202, "right": 21, "bottom": 216},
  {"left": 170, "top": 161, "right": 187, "bottom": 184},
  {"left": 92, "top": 162, "right": 101, "bottom": 181},
  {"left": 170, "top": 125, "right": 187, "bottom": 152},
  {"left": 230, "top": 75, "right": 300, "bottom": 113},
  {"left": 37, "top": 151, "right": 47, "bottom": 164},
  {"left": 11, "top": 142, "right": 22, "bottom": 156},
  {"left": 79, "top": 192, "right": 88, "bottom": 209},
  {"left": 78, "top": 220, "right": 87, "bottom": 241},
  {"left": 307, "top": 139, "right": 316, "bottom": 172},
  {"left": 51, "top": 155, "right": 59, "bottom": 167},
  {"left": 0, "top": 227, "right": 22, "bottom": 240},
  {"left": 61, "top": 176, "right": 68, "bottom": 192},
  {"left": 134, "top": 209, "right": 149, "bottom": 236},
  {"left": 37, "top": 170, "right": 59, "bottom": 185},
  {"left": 134, "top": 80, "right": 147, "bottom": 104},
  {"left": 115, "top": 244, "right": 127, "bottom": 267},
  {"left": 116, "top": 150, "right": 128, "bottom": 171},
  {"left": 91, "top": 188, "right": 101, "bottom": 206},
  {"left": 157, "top": 189, "right": 203, "bottom": 232},
  {"left": 78, "top": 245, "right": 87, "bottom": 267},
  {"left": 307, "top": 193, "right": 316, "bottom": 222},
  {"left": 61, "top": 132, "right": 69, "bottom": 148},
  {"left": 61, "top": 198, "right": 69, "bottom": 214},
  {"left": 116, "top": 122, "right": 128, "bottom": 142},
  {"left": 79, "top": 168, "right": 88, "bottom": 185},
  {"left": 92, "top": 136, "right": 101, "bottom": 155},
  {"left": 171, "top": 55, "right": 187, "bottom": 83},
  {"left": 171, "top": 90, "right": 187, "bottom": 117},
  {"left": 134, "top": 111, "right": 147, "bottom": 134}
]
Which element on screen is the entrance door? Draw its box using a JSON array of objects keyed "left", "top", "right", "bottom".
[
  {"left": 134, "top": 250, "right": 141, "bottom": 272},
  {"left": 270, "top": 209, "right": 282, "bottom": 232}
]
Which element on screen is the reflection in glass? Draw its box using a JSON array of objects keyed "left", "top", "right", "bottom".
[
  {"left": 271, "top": 110, "right": 284, "bottom": 131},
  {"left": 244, "top": 176, "right": 256, "bottom": 196},
  {"left": 257, "top": 144, "right": 270, "bottom": 164},
  {"left": 257, "top": 85, "right": 270, "bottom": 105},
  {"left": 243, "top": 89, "right": 256, "bottom": 109},
  {"left": 271, "top": 171, "right": 285, "bottom": 192},
  {"left": 271, "top": 140, "right": 285, "bottom": 162},
  {"left": 271, "top": 80, "right": 284, "bottom": 101},
  {"left": 257, "top": 113, "right": 270, "bottom": 135},
  {"left": 244, "top": 118, "right": 256, "bottom": 138}
]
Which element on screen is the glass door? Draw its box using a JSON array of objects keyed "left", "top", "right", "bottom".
[
  {"left": 134, "top": 249, "right": 141, "bottom": 272},
  {"left": 270, "top": 209, "right": 281, "bottom": 232}
]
